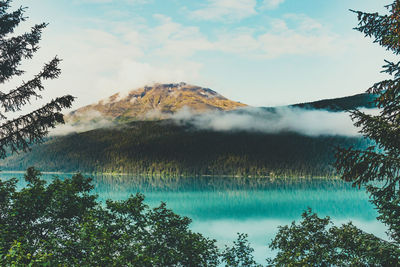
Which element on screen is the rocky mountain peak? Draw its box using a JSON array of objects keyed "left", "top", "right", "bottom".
[{"left": 68, "top": 83, "right": 247, "bottom": 124}]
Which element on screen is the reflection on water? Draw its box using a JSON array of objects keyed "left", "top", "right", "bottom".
[{"left": 3, "top": 172, "right": 384, "bottom": 264}]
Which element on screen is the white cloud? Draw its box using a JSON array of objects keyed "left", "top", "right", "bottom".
[
  {"left": 14, "top": 20, "right": 204, "bottom": 110},
  {"left": 52, "top": 104, "right": 379, "bottom": 137},
  {"left": 284, "top": 13, "right": 323, "bottom": 31},
  {"left": 214, "top": 15, "right": 342, "bottom": 59},
  {"left": 77, "top": 0, "right": 149, "bottom": 4},
  {"left": 6, "top": 8, "right": 374, "bottom": 113},
  {"left": 261, "top": 0, "right": 285, "bottom": 10},
  {"left": 257, "top": 32, "right": 338, "bottom": 58},
  {"left": 173, "top": 107, "right": 376, "bottom": 136},
  {"left": 17, "top": 13, "right": 349, "bottom": 111},
  {"left": 189, "top": 0, "right": 258, "bottom": 22},
  {"left": 150, "top": 14, "right": 214, "bottom": 57},
  {"left": 50, "top": 110, "right": 115, "bottom": 136},
  {"left": 188, "top": 0, "right": 286, "bottom": 22},
  {"left": 95, "top": 60, "right": 202, "bottom": 97},
  {"left": 148, "top": 14, "right": 343, "bottom": 60}
]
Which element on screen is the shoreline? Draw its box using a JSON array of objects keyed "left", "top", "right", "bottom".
[{"left": 0, "top": 170, "right": 340, "bottom": 179}]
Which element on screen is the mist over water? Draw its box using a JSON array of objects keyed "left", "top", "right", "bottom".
[{"left": 4, "top": 172, "right": 384, "bottom": 264}]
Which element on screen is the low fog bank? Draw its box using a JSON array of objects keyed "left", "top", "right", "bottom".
[
  {"left": 49, "top": 110, "right": 115, "bottom": 136},
  {"left": 172, "top": 107, "right": 379, "bottom": 137},
  {"left": 50, "top": 106, "right": 379, "bottom": 137},
  {"left": 49, "top": 119, "right": 115, "bottom": 136}
]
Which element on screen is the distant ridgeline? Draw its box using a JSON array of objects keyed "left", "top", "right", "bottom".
[
  {"left": 291, "top": 93, "right": 377, "bottom": 111},
  {"left": 0, "top": 84, "right": 377, "bottom": 177}
]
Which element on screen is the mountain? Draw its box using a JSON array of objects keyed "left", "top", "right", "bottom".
[
  {"left": 68, "top": 82, "right": 246, "bottom": 124},
  {"left": 1, "top": 83, "right": 377, "bottom": 176},
  {"left": 68, "top": 84, "right": 376, "bottom": 127},
  {"left": 291, "top": 93, "right": 377, "bottom": 111},
  {"left": 66, "top": 80, "right": 378, "bottom": 127}
]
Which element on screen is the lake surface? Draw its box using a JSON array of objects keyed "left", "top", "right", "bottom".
[{"left": 3, "top": 172, "right": 385, "bottom": 265}]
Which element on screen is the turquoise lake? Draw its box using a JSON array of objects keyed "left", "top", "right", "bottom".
[{"left": 3, "top": 172, "right": 385, "bottom": 264}]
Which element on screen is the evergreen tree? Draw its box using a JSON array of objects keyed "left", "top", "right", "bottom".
[
  {"left": 335, "top": 0, "right": 400, "bottom": 245},
  {"left": 269, "top": 2, "right": 400, "bottom": 265},
  {"left": 0, "top": 0, "right": 74, "bottom": 158}
]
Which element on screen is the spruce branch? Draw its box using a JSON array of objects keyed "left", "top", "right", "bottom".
[
  {"left": 0, "top": 22, "right": 47, "bottom": 83},
  {"left": 0, "top": 57, "right": 62, "bottom": 116},
  {"left": 0, "top": 95, "right": 75, "bottom": 158},
  {"left": 0, "top": 1, "right": 25, "bottom": 37}
]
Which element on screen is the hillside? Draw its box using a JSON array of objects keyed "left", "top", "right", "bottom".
[
  {"left": 68, "top": 83, "right": 246, "bottom": 124},
  {"left": 1, "top": 120, "right": 370, "bottom": 177},
  {"left": 292, "top": 93, "right": 377, "bottom": 111}
]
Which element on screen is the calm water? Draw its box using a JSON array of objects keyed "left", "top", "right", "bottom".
[{"left": 3, "top": 172, "right": 385, "bottom": 264}]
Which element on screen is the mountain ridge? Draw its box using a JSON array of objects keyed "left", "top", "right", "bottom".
[
  {"left": 291, "top": 93, "right": 377, "bottom": 111},
  {"left": 68, "top": 82, "right": 377, "bottom": 126},
  {"left": 68, "top": 82, "right": 247, "bottom": 124}
]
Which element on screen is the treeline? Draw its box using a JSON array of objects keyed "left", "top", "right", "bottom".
[
  {"left": 2, "top": 120, "right": 370, "bottom": 177},
  {"left": 292, "top": 93, "right": 377, "bottom": 111}
]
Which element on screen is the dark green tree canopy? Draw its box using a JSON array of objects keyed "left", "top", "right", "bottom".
[
  {"left": 0, "top": 168, "right": 220, "bottom": 266},
  {"left": 268, "top": 209, "right": 400, "bottom": 266},
  {"left": 0, "top": 0, "right": 74, "bottom": 158}
]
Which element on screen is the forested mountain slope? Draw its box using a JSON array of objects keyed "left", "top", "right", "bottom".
[
  {"left": 1, "top": 120, "right": 370, "bottom": 177},
  {"left": 292, "top": 93, "right": 376, "bottom": 111}
]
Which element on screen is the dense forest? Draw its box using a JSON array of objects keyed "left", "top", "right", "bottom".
[
  {"left": 291, "top": 93, "right": 377, "bottom": 111},
  {"left": 1, "top": 119, "right": 370, "bottom": 177}
]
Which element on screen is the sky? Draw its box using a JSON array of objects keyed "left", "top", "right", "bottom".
[{"left": 9, "top": 0, "right": 396, "bottom": 109}]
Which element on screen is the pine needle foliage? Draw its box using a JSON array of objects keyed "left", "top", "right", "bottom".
[
  {"left": 269, "top": 2, "right": 400, "bottom": 266},
  {"left": 336, "top": 0, "right": 400, "bottom": 245},
  {"left": 0, "top": 0, "right": 74, "bottom": 158}
]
